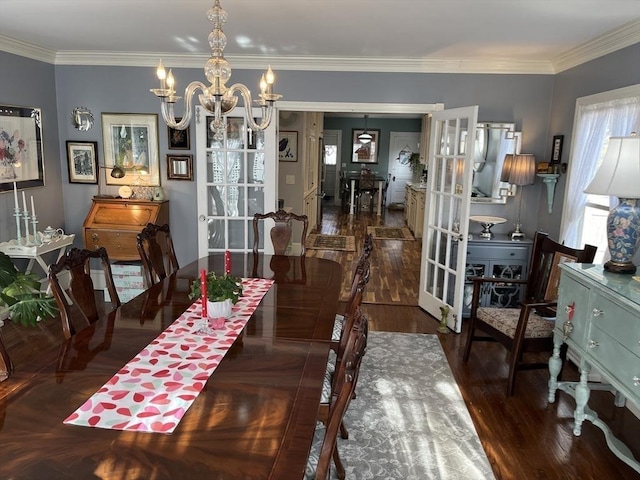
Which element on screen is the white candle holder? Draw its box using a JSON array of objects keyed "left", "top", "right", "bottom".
[
  {"left": 31, "top": 214, "right": 40, "bottom": 245},
  {"left": 14, "top": 207, "right": 22, "bottom": 245},
  {"left": 22, "top": 210, "right": 31, "bottom": 245}
]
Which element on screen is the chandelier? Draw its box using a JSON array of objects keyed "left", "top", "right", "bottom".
[{"left": 150, "top": 0, "right": 282, "bottom": 139}]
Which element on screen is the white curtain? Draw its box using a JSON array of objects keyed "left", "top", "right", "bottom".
[{"left": 560, "top": 96, "right": 640, "bottom": 248}]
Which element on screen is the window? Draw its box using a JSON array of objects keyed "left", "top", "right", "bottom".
[{"left": 560, "top": 85, "right": 640, "bottom": 262}]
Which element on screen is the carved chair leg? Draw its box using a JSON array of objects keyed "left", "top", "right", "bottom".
[
  {"left": 339, "top": 420, "right": 349, "bottom": 439},
  {"left": 332, "top": 445, "right": 346, "bottom": 480}
]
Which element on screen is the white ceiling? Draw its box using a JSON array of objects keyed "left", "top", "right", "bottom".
[{"left": 0, "top": 1, "right": 638, "bottom": 74}]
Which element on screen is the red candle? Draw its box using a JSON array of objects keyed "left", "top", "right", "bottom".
[
  {"left": 224, "top": 250, "right": 231, "bottom": 275},
  {"left": 200, "top": 269, "right": 208, "bottom": 317}
]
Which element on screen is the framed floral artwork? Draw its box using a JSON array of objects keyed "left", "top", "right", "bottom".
[{"left": 0, "top": 104, "right": 45, "bottom": 193}]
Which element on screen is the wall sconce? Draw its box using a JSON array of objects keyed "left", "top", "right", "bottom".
[{"left": 536, "top": 173, "right": 560, "bottom": 213}]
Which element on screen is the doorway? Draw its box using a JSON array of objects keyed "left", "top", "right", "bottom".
[
  {"left": 387, "top": 132, "right": 420, "bottom": 206},
  {"left": 323, "top": 130, "right": 342, "bottom": 206}
]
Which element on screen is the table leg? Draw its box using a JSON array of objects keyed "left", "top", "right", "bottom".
[
  {"left": 548, "top": 339, "right": 563, "bottom": 403},
  {"left": 573, "top": 361, "right": 591, "bottom": 436},
  {"left": 376, "top": 180, "right": 383, "bottom": 216},
  {"left": 349, "top": 180, "right": 356, "bottom": 215}
]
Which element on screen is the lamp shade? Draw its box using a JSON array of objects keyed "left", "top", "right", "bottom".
[
  {"left": 584, "top": 136, "right": 640, "bottom": 198},
  {"left": 500, "top": 154, "right": 514, "bottom": 182},
  {"left": 507, "top": 154, "right": 536, "bottom": 186}
]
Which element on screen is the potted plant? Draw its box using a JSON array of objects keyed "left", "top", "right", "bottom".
[
  {"left": 189, "top": 271, "right": 243, "bottom": 318},
  {"left": 0, "top": 252, "right": 58, "bottom": 327}
]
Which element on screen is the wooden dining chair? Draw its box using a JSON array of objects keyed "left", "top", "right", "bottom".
[
  {"left": 48, "top": 247, "right": 121, "bottom": 340},
  {"left": 306, "top": 305, "right": 368, "bottom": 480},
  {"left": 462, "top": 231, "right": 597, "bottom": 396},
  {"left": 137, "top": 222, "right": 179, "bottom": 287},
  {"left": 0, "top": 333, "right": 13, "bottom": 382},
  {"left": 253, "top": 210, "right": 308, "bottom": 256}
]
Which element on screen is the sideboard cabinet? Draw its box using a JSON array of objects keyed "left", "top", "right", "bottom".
[
  {"left": 453, "top": 235, "right": 533, "bottom": 317},
  {"left": 83, "top": 198, "right": 169, "bottom": 261},
  {"left": 404, "top": 183, "right": 426, "bottom": 238},
  {"left": 548, "top": 263, "right": 639, "bottom": 473}
]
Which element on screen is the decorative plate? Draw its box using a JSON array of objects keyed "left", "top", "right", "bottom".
[
  {"left": 469, "top": 216, "right": 507, "bottom": 225},
  {"left": 118, "top": 185, "right": 132, "bottom": 199}
]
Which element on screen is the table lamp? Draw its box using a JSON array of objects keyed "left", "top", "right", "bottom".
[
  {"left": 584, "top": 134, "right": 640, "bottom": 274},
  {"left": 505, "top": 154, "right": 536, "bottom": 240}
]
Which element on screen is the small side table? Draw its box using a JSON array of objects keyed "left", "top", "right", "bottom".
[{"left": 0, "top": 234, "right": 76, "bottom": 294}]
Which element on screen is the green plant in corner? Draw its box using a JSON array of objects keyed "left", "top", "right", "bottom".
[
  {"left": 0, "top": 252, "right": 58, "bottom": 327},
  {"left": 189, "top": 272, "right": 243, "bottom": 304}
]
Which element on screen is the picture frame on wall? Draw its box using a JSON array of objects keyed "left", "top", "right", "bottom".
[
  {"left": 352, "top": 129, "right": 380, "bottom": 164},
  {"left": 550, "top": 135, "right": 564, "bottom": 163},
  {"left": 167, "top": 119, "right": 190, "bottom": 150},
  {"left": 0, "top": 104, "right": 45, "bottom": 193},
  {"left": 66, "top": 140, "right": 98, "bottom": 184},
  {"left": 101, "top": 113, "right": 160, "bottom": 186},
  {"left": 278, "top": 131, "right": 298, "bottom": 162},
  {"left": 167, "top": 154, "right": 193, "bottom": 180}
]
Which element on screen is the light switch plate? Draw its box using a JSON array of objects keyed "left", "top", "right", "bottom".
[{"left": 286, "top": 175, "right": 295, "bottom": 185}]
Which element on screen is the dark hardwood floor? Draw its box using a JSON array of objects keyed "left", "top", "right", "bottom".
[{"left": 2, "top": 202, "right": 638, "bottom": 479}]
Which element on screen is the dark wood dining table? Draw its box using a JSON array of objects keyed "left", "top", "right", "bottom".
[{"left": 0, "top": 253, "right": 342, "bottom": 479}]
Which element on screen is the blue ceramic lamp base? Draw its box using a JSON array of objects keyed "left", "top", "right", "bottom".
[{"left": 604, "top": 198, "right": 640, "bottom": 274}]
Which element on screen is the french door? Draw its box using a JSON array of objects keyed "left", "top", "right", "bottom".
[
  {"left": 418, "top": 106, "right": 478, "bottom": 333},
  {"left": 195, "top": 106, "right": 277, "bottom": 257}
]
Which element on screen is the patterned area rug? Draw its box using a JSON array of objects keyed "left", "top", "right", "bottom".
[
  {"left": 337, "top": 332, "right": 495, "bottom": 479},
  {"left": 306, "top": 234, "right": 356, "bottom": 252},
  {"left": 366, "top": 226, "right": 415, "bottom": 240}
]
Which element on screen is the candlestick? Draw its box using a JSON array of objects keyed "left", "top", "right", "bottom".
[
  {"left": 31, "top": 213, "right": 40, "bottom": 245},
  {"left": 22, "top": 209, "right": 31, "bottom": 245},
  {"left": 14, "top": 207, "right": 22, "bottom": 245},
  {"left": 13, "top": 182, "right": 19, "bottom": 210},
  {"left": 224, "top": 251, "right": 231, "bottom": 275},
  {"left": 200, "top": 269, "right": 208, "bottom": 318}
]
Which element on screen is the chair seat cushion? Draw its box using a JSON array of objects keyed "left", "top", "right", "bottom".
[
  {"left": 477, "top": 307, "right": 555, "bottom": 339},
  {"left": 332, "top": 313, "right": 344, "bottom": 342},
  {"left": 320, "top": 351, "right": 337, "bottom": 404},
  {"left": 304, "top": 421, "right": 326, "bottom": 479}
]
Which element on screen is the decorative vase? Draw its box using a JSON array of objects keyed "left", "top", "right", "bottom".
[
  {"left": 605, "top": 198, "right": 640, "bottom": 274},
  {"left": 207, "top": 298, "right": 233, "bottom": 319}
]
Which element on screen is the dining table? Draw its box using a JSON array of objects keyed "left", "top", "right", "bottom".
[
  {"left": 0, "top": 253, "right": 342, "bottom": 479},
  {"left": 344, "top": 173, "right": 386, "bottom": 216}
]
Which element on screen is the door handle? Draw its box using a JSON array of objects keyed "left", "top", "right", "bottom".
[{"left": 198, "top": 215, "right": 207, "bottom": 222}]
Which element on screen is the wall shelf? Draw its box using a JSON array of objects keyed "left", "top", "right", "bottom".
[{"left": 537, "top": 173, "right": 560, "bottom": 213}]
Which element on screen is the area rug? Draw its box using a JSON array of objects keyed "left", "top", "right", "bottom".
[
  {"left": 306, "top": 234, "right": 356, "bottom": 252},
  {"left": 337, "top": 332, "right": 495, "bottom": 480},
  {"left": 366, "top": 226, "right": 415, "bottom": 240}
]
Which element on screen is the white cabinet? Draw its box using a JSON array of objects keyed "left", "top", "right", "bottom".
[
  {"left": 418, "top": 114, "right": 431, "bottom": 165},
  {"left": 404, "top": 183, "right": 426, "bottom": 238}
]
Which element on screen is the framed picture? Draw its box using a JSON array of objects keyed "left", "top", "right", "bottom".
[
  {"left": 167, "top": 154, "right": 193, "bottom": 180},
  {"left": 66, "top": 140, "right": 98, "bottom": 184},
  {"left": 550, "top": 135, "right": 564, "bottom": 163},
  {"left": 101, "top": 113, "right": 160, "bottom": 186},
  {"left": 0, "top": 104, "right": 45, "bottom": 193},
  {"left": 167, "top": 120, "right": 190, "bottom": 150},
  {"left": 352, "top": 129, "right": 380, "bottom": 163},
  {"left": 278, "top": 131, "right": 298, "bottom": 162}
]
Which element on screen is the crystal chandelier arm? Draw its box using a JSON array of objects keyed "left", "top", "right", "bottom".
[
  {"left": 227, "top": 83, "right": 276, "bottom": 132},
  {"left": 159, "top": 81, "right": 208, "bottom": 130}
]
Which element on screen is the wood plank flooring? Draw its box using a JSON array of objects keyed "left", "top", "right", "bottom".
[{"left": 1, "top": 202, "right": 638, "bottom": 479}]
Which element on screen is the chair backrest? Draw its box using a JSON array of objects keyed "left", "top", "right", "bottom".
[
  {"left": 315, "top": 307, "right": 368, "bottom": 479},
  {"left": 137, "top": 223, "right": 179, "bottom": 286},
  {"left": 358, "top": 177, "right": 376, "bottom": 191},
  {"left": 525, "top": 232, "right": 597, "bottom": 306},
  {"left": 253, "top": 210, "right": 309, "bottom": 256},
  {"left": 48, "top": 247, "right": 121, "bottom": 340}
]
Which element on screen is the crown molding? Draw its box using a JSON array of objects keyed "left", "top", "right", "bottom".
[
  {"left": 552, "top": 19, "right": 640, "bottom": 73},
  {"left": 2, "top": 20, "right": 638, "bottom": 75},
  {"left": 0, "top": 35, "right": 56, "bottom": 63}
]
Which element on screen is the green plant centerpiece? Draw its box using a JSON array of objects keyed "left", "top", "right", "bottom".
[
  {"left": 189, "top": 271, "right": 243, "bottom": 319},
  {"left": 0, "top": 251, "right": 58, "bottom": 327}
]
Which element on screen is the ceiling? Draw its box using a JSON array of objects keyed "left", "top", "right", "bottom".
[{"left": 1, "top": 1, "right": 638, "bottom": 74}]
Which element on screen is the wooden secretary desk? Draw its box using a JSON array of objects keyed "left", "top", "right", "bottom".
[{"left": 83, "top": 198, "right": 169, "bottom": 261}]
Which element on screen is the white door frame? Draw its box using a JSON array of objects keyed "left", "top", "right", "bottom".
[{"left": 323, "top": 129, "right": 343, "bottom": 206}]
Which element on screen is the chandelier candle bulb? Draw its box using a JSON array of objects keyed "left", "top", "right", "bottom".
[{"left": 156, "top": 60, "right": 166, "bottom": 89}]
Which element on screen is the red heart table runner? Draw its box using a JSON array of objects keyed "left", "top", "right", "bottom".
[{"left": 64, "top": 277, "right": 274, "bottom": 434}]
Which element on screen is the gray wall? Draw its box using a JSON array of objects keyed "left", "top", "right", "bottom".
[
  {"left": 539, "top": 43, "right": 640, "bottom": 241},
  {"left": 1, "top": 44, "right": 638, "bottom": 264}
]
